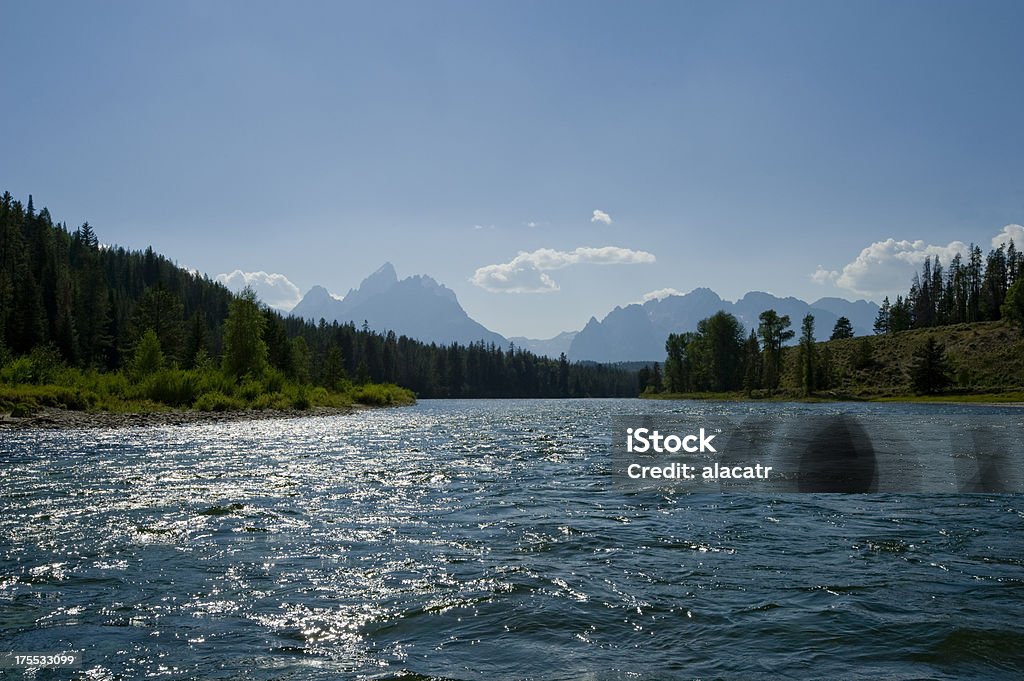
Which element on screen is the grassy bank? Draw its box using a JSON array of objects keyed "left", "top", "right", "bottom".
[
  {"left": 0, "top": 363, "right": 415, "bottom": 418},
  {"left": 646, "top": 320, "right": 1024, "bottom": 404}
]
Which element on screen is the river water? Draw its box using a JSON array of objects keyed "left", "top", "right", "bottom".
[{"left": 1, "top": 399, "right": 1023, "bottom": 679}]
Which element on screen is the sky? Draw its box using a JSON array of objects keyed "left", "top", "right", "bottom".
[{"left": 3, "top": 0, "right": 1023, "bottom": 338}]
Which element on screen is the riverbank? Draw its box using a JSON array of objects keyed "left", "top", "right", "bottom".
[
  {"left": 641, "top": 390, "right": 1024, "bottom": 406},
  {"left": 0, "top": 402, "right": 405, "bottom": 430}
]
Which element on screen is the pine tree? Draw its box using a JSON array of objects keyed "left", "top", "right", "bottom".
[
  {"left": 1003, "top": 277, "right": 1024, "bottom": 332},
  {"left": 817, "top": 344, "right": 833, "bottom": 391},
  {"left": 910, "top": 336, "right": 952, "bottom": 394},
  {"left": 183, "top": 310, "right": 209, "bottom": 369},
  {"left": 131, "top": 328, "right": 164, "bottom": 379},
  {"left": 322, "top": 344, "right": 346, "bottom": 389},
  {"left": 874, "top": 297, "right": 891, "bottom": 335},
  {"left": 830, "top": 316, "right": 854, "bottom": 340},
  {"left": 757, "top": 310, "right": 793, "bottom": 394},
  {"left": 221, "top": 287, "right": 268, "bottom": 379},
  {"left": 798, "top": 314, "right": 816, "bottom": 396},
  {"left": 130, "top": 285, "right": 185, "bottom": 362},
  {"left": 742, "top": 330, "right": 761, "bottom": 396}
]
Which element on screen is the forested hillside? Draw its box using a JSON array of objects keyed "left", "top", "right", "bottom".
[
  {"left": 0, "top": 192, "right": 637, "bottom": 408},
  {"left": 644, "top": 235, "right": 1024, "bottom": 400}
]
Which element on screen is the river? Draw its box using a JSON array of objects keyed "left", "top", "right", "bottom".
[{"left": 1, "top": 399, "right": 1023, "bottom": 679}]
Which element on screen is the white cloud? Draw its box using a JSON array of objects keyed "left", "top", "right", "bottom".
[
  {"left": 993, "top": 224, "right": 1024, "bottom": 249},
  {"left": 811, "top": 236, "right": 981, "bottom": 298},
  {"left": 811, "top": 266, "right": 838, "bottom": 286},
  {"left": 814, "top": 224, "right": 1024, "bottom": 298},
  {"left": 639, "top": 288, "right": 685, "bottom": 303},
  {"left": 216, "top": 270, "right": 302, "bottom": 311},
  {"left": 526, "top": 221, "right": 539, "bottom": 228},
  {"left": 472, "top": 246, "right": 656, "bottom": 293},
  {"left": 591, "top": 209, "right": 612, "bottom": 225}
]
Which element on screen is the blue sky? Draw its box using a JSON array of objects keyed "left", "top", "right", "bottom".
[{"left": 3, "top": 1, "right": 1023, "bottom": 338}]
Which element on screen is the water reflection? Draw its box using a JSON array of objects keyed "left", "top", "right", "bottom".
[{"left": 0, "top": 399, "right": 1022, "bottom": 679}]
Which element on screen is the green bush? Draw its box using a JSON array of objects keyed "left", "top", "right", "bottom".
[
  {"left": 250, "top": 392, "right": 290, "bottom": 410},
  {"left": 352, "top": 383, "right": 414, "bottom": 406},
  {"left": 263, "top": 368, "right": 286, "bottom": 394},
  {"left": 143, "top": 370, "right": 200, "bottom": 407},
  {"left": 195, "top": 368, "right": 235, "bottom": 397},
  {"left": 238, "top": 378, "right": 264, "bottom": 402},
  {"left": 290, "top": 384, "right": 313, "bottom": 410},
  {"left": 1, "top": 357, "right": 34, "bottom": 384},
  {"left": 194, "top": 391, "right": 245, "bottom": 412}
]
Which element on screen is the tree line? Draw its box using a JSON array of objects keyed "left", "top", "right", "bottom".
[
  {"left": 649, "top": 306, "right": 961, "bottom": 397},
  {"left": 873, "top": 239, "right": 1024, "bottom": 333},
  {"left": 0, "top": 192, "right": 637, "bottom": 400},
  {"left": 656, "top": 309, "right": 823, "bottom": 396}
]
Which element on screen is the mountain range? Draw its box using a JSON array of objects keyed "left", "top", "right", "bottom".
[
  {"left": 290, "top": 263, "right": 507, "bottom": 347},
  {"left": 289, "top": 264, "right": 879, "bottom": 363},
  {"left": 567, "top": 289, "right": 879, "bottom": 362}
]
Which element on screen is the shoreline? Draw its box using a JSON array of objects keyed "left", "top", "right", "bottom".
[
  {"left": 641, "top": 392, "right": 1024, "bottom": 407},
  {"left": 0, "top": 404, "right": 380, "bottom": 431}
]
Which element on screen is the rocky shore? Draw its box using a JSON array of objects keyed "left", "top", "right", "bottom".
[{"left": 0, "top": 405, "right": 366, "bottom": 430}]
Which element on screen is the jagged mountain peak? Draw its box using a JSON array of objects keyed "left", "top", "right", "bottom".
[{"left": 289, "top": 264, "right": 505, "bottom": 347}]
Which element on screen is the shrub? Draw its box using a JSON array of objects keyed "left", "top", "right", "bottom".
[
  {"left": 250, "top": 392, "right": 290, "bottom": 410},
  {"left": 143, "top": 370, "right": 200, "bottom": 407},
  {"left": 290, "top": 384, "right": 313, "bottom": 410},
  {"left": 194, "top": 391, "right": 245, "bottom": 412},
  {"left": 0, "top": 357, "right": 34, "bottom": 384},
  {"left": 263, "top": 368, "right": 286, "bottom": 394},
  {"left": 238, "top": 378, "right": 264, "bottom": 402},
  {"left": 352, "top": 383, "right": 414, "bottom": 406}
]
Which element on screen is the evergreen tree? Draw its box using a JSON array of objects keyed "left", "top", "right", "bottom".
[
  {"left": 742, "top": 330, "right": 761, "bottom": 396},
  {"left": 852, "top": 336, "right": 874, "bottom": 371},
  {"left": 289, "top": 336, "right": 311, "bottom": 383},
  {"left": 1003, "top": 277, "right": 1024, "bottom": 332},
  {"left": 982, "top": 244, "right": 1008, "bottom": 320},
  {"left": 131, "top": 328, "right": 164, "bottom": 379},
  {"left": 558, "top": 352, "right": 570, "bottom": 396},
  {"left": 967, "top": 244, "right": 983, "bottom": 321},
  {"left": 910, "top": 336, "right": 952, "bottom": 394},
  {"left": 221, "top": 287, "right": 268, "bottom": 379},
  {"left": 874, "top": 297, "right": 891, "bottom": 335},
  {"left": 798, "top": 313, "right": 815, "bottom": 396},
  {"left": 817, "top": 344, "right": 833, "bottom": 391},
  {"left": 183, "top": 310, "right": 210, "bottom": 369},
  {"left": 129, "top": 285, "right": 185, "bottom": 362},
  {"left": 322, "top": 344, "right": 346, "bottom": 389},
  {"left": 757, "top": 309, "right": 793, "bottom": 394},
  {"left": 831, "top": 316, "right": 854, "bottom": 340},
  {"left": 889, "top": 295, "right": 912, "bottom": 332},
  {"left": 664, "top": 332, "right": 694, "bottom": 393}
]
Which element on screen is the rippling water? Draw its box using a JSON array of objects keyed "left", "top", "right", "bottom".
[{"left": 2, "top": 399, "right": 1023, "bottom": 679}]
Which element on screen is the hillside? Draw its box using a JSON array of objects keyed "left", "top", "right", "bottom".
[{"left": 780, "top": 321, "right": 1024, "bottom": 399}]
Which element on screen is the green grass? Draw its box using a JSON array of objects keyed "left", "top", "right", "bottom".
[{"left": 0, "top": 362, "right": 415, "bottom": 417}]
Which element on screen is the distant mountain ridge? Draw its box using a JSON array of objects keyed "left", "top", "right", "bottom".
[
  {"left": 507, "top": 331, "right": 578, "bottom": 359},
  {"left": 566, "top": 288, "right": 879, "bottom": 362},
  {"left": 291, "top": 265, "right": 878, "bottom": 363},
  {"left": 290, "top": 263, "right": 508, "bottom": 347}
]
